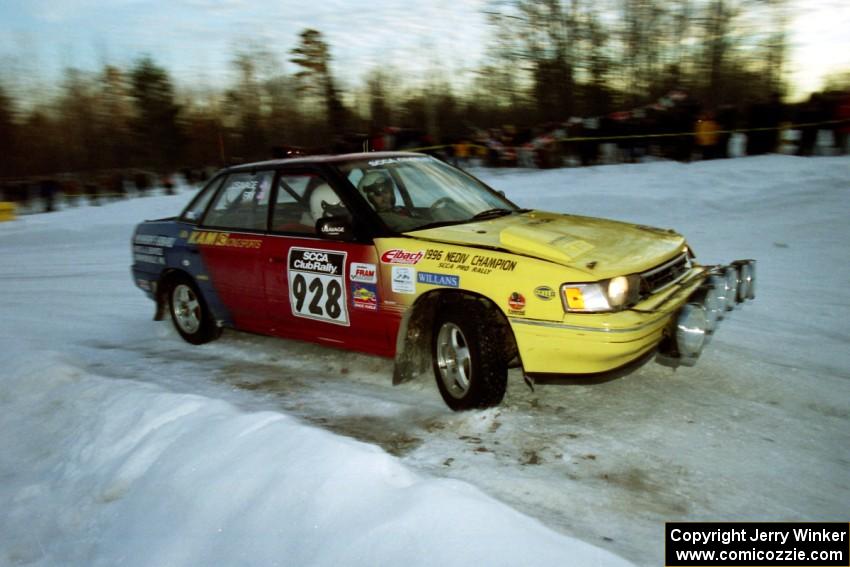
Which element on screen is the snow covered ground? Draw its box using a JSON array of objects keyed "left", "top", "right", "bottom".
[{"left": 1, "top": 155, "right": 848, "bottom": 566}]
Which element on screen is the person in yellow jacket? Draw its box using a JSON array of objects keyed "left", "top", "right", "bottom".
[{"left": 695, "top": 111, "right": 722, "bottom": 159}]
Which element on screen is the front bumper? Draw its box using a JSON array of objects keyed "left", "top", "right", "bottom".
[{"left": 510, "top": 260, "right": 756, "bottom": 374}]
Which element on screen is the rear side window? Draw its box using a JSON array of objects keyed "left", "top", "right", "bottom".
[
  {"left": 203, "top": 171, "right": 274, "bottom": 231},
  {"left": 271, "top": 172, "right": 350, "bottom": 235}
]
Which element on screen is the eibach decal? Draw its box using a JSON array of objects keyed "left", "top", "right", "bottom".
[{"left": 380, "top": 249, "right": 424, "bottom": 264}]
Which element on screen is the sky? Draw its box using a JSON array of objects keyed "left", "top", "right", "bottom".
[
  {"left": 0, "top": 0, "right": 848, "bottom": 101},
  {"left": 0, "top": 0, "right": 491, "bottom": 95}
]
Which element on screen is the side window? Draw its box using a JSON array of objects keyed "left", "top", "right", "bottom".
[
  {"left": 203, "top": 171, "right": 273, "bottom": 231},
  {"left": 181, "top": 176, "right": 224, "bottom": 223},
  {"left": 270, "top": 172, "right": 350, "bottom": 235}
]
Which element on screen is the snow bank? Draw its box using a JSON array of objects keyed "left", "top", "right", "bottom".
[{"left": 0, "top": 340, "right": 631, "bottom": 566}]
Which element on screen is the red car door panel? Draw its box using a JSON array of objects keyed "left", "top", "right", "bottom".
[
  {"left": 263, "top": 236, "right": 394, "bottom": 356},
  {"left": 196, "top": 229, "right": 269, "bottom": 333}
]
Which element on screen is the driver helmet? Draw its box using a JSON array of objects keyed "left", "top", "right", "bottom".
[
  {"left": 360, "top": 171, "right": 395, "bottom": 211},
  {"left": 309, "top": 183, "right": 341, "bottom": 220}
]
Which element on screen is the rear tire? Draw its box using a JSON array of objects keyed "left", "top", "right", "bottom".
[
  {"left": 432, "top": 299, "right": 508, "bottom": 410},
  {"left": 168, "top": 276, "right": 221, "bottom": 345}
]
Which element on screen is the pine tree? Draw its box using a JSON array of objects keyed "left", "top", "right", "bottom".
[{"left": 290, "top": 29, "right": 346, "bottom": 138}]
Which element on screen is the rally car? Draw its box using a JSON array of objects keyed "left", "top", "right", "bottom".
[{"left": 131, "top": 152, "right": 755, "bottom": 410}]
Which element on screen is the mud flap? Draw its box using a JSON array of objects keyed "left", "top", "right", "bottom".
[
  {"left": 392, "top": 294, "right": 439, "bottom": 385},
  {"left": 153, "top": 296, "right": 166, "bottom": 321}
]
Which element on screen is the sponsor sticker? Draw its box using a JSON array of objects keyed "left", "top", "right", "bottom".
[
  {"left": 319, "top": 221, "right": 346, "bottom": 237},
  {"left": 350, "top": 262, "right": 377, "bottom": 284},
  {"left": 381, "top": 249, "right": 424, "bottom": 264},
  {"left": 508, "top": 292, "right": 526, "bottom": 312},
  {"left": 425, "top": 248, "right": 518, "bottom": 274},
  {"left": 350, "top": 283, "right": 378, "bottom": 311},
  {"left": 133, "top": 234, "right": 176, "bottom": 248},
  {"left": 417, "top": 271, "right": 460, "bottom": 288},
  {"left": 534, "top": 286, "right": 556, "bottom": 301},
  {"left": 368, "top": 156, "right": 431, "bottom": 167},
  {"left": 133, "top": 252, "right": 165, "bottom": 265},
  {"left": 391, "top": 266, "right": 416, "bottom": 294},
  {"left": 188, "top": 231, "right": 262, "bottom": 249},
  {"left": 287, "top": 247, "right": 349, "bottom": 326}
]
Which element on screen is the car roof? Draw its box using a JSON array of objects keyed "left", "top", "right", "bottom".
[{"left": 224, "top": 151, "right": 428, "bottom": 173}]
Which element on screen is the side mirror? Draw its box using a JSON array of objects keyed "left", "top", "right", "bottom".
[{"left": 316, "top": 216, "right": 357, "bottom": 241}]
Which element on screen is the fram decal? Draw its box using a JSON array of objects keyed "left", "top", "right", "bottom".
[
  {"left": 417, "top": 271, "right": 459, "bottom": 288},
  {"left": 534, "top": 286, "right": 556, "bottom": 301},
  {"left": 188, "top": 231, "right": 262, "bottom": 249},
  {"left": 381, "top": 249, "right": 424, "bottom": 264},
  {"left": 350, "top": 262, "right": 377, "bottom": 284}
]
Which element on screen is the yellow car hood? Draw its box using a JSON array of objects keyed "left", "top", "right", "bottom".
[{"left": 405, "top": 211, "right": 686, "bottom": 278}]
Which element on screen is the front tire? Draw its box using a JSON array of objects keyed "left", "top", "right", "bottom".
[
  {"left": 168, "top": 277, "right": 221, "bottom": 345},
  {"left": 432, "top": 301, "right": 508, "bottom": 410}
]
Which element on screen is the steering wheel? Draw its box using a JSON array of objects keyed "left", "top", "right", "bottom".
[{"left": 430, "top": 197, "right": 455, "bottom": 210}]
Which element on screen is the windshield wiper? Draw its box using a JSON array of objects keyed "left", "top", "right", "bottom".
[
  {"left": 471, "top": 208, "right": 516, "bottom": 220},
  {"left": 408, "top": 209, "right": 530, "bottom": 233},
  {"left": 406, "top": 219, "right": 469, "bottom": 232}
]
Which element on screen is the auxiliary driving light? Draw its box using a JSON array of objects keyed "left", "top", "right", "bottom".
[
  {"left": 695, "top": 282, "right": 723, "bottom": 334},
  {"left": 733, "top": 259, "right": 756, "bottom": 302},
  {"left": 708, "top": 275, "right": 729, "bottom": 321},
  {"left": 675, "top": 303, "right": 708, "bottom": 366},
  {"left": 722, "top": 266, "right": 738, "bottom": 311}
]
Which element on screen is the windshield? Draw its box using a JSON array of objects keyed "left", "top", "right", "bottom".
[{"left": 333, "top": 156, "right": 519, "bottom": 232}]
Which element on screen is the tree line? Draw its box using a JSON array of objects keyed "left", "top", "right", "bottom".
[{"left": 0, "top": 0, "right": 838, "bottom": 179}]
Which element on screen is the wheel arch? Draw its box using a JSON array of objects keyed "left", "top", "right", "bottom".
[{"left": 392, "top": 289, "right": 519, "bottom": 385}]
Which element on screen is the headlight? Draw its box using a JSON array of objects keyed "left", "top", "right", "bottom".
[
  {"left": 561, "top": 275, "right": 639, "bottom": 313},
  {"left": 607, "top": 276, "right": 630, "bottom": 307}
]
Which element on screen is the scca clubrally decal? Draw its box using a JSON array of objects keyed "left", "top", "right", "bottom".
[{"left": 287, "top": 247, "right": 349, "bottom": 326}]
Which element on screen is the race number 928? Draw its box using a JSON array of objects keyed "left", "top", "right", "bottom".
[{"left": 287, "top": 248, "right": 349, "bottom": 326}]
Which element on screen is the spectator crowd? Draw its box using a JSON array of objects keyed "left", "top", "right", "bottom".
[{"left": 2, "top": 90, "right": 848, "bottom": 216}]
